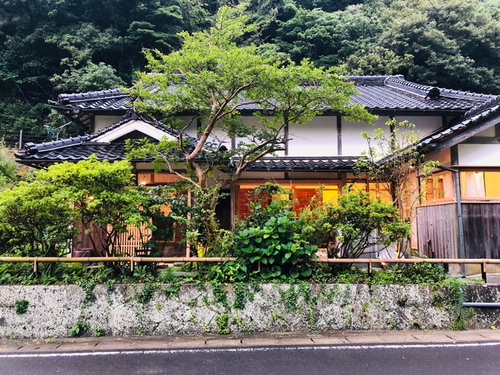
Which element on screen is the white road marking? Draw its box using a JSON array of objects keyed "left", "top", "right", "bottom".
[{"left": 1, "top": 342, "right": 500, "bottom": 359}]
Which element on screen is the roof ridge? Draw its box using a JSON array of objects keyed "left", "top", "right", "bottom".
[
  {"left": 24, "top": 134, "right": 93, "bottom": 154},
  {"left": 457, "top": 96, "right": 500, "bottom": 121},
  {"left": 416, "top": 97, "right": 500, "bottom": 151},
  {"left": 385, "top": 76, "right": 498, "bottom": 101},
  {"left": 23, "top": 113, "right": 184, "bottom": 155},
  {"left": 346, "top": 75, "right": 403, "bottom": 86},
  {"left": 58, "top": 88, "right": 127, "bottom": 103}
]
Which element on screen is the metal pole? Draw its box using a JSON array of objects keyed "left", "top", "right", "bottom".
[
  {"left": 19, "top": 129, "right": 23, "bottom": 148},
  {"left": 463, "top": 302, "right": 500, "bottom": 308}
]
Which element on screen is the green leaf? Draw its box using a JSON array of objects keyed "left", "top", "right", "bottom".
[
  {"left": 250, "top": 256, "right": 261, "bottom": 263},
  {"left": 300, "top": 267, "right": 312, "bottom": 277},
  {"left": 290, "top": 269, "right": 299, "bottom": 278}
]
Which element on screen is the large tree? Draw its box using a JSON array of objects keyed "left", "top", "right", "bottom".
[
  {"left": 0, "top": 0, "right": 211, "bottom": 144},
  {"left": 375, "top": 0, "right": 500, "bottom": 93},
  {"left": 129, "top": 5, "right": 374, "bottom": 250}
]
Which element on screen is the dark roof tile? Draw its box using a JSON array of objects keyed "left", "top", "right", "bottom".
[
  {"left": 17, "top": 143, "right": 128, "bottom": 164},
  {"left": 416, "top": 96, "right": 500, "bottom": 150},
  {"left": 50, "top": 76, "right": 497, "bottom": 114},
  {"left": 239, "top": 156, "right": 360, "bottom": 172},
  {"left": 16, "top": 114, "right": 185, "bottom": 165}
]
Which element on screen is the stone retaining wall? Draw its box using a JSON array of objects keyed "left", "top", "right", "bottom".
[{"left": 0, "top": 283, "right": 499, "bottom": 338}]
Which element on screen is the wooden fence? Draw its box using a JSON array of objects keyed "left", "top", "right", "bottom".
[
  {"left": 416, "top": 203, "right": 458, "bottom": 258},
  {"left": 417, "top": 202, "right": 500, "bottom": 259},
  {"left": 462, "top": 203, "right": 500, "bottom": 259},
  {"left": 1, "top": 257, "right": 500, "bottom": 282}
]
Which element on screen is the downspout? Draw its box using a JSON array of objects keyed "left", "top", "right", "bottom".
[{"left": 436, "top": 165, "right": 466, "bottom": 275}]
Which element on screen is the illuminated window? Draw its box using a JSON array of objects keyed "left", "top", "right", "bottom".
[
  {"left": 321, "top": 186, "right": 339, "bottom": 204},
  {"left": 424, "top": 177, "right": 444, "bottom": 200},
  {"left": 293, "top": 185, "right": 339, "bottom": 211},
  {"left": 461, "top": 171, "right": 500, "bottom": 198},
  {"left": 421, "top": 172, "right": 451, "bottom": 202},
  {"left": 368, "top": 182, "right": 392, "bottom": 204},
  {"left": 236, "top": 183, "right": 339, "bottom": 219},
  {"left": 137, "top": 172, "right": 179, "bottom": 185}
]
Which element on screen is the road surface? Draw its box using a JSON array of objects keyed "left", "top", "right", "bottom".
[{"left": 1, "top": 342, "right": 499, "bottom": 374}]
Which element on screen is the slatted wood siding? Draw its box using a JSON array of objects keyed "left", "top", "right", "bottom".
[
  {"left": 416, "top": 204, "right": 459, "bottom": 258},
  {"left": 462, "top": 203, "right": 500, "bottom": 259},
  {"left": 113, "top": 223, "right": 152, "bottom": 256},
  {"left": 417, "top": 203, "right": 500, "bottom": 259},
  {"left": 73, "top": 223, "right": 152, "bottom": 256}
]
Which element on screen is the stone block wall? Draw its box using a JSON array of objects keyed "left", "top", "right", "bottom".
[{"left": 0, "top": 284, "right": 498, "bottom": 338}]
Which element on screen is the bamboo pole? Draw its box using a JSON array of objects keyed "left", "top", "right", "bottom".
[
  {"left": 0, "top": 257, "right": 499, "bottom": 264},
  {"left": 1, "top": 256, "right": 499, "bottom": 282}
]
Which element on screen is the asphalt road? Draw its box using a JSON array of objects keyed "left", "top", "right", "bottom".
[{"left": 1, "top": 341, "right": 500, "bottom": 375}]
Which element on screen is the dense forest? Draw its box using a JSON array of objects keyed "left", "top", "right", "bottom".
[{"left": 0, "top": 0, "right": 498, "bottom": 144}]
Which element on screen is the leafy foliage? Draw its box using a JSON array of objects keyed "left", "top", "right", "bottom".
[
  {"left": 326, "top": 189, "right": 409, "bottom": 259},
  {"left": 0, "top": 157, "right": 151, "bottom": 258},
  {"left": 375, "top": 0, "right": 500, "bottom": 93},
  {"left": 36, "top": 156, "right": 150, "bottom": 257},
  {"left": 128, "top": 5, "right": 373, "bottom": 252},
  {"left": 234, "top": 185, "right": 317, "bottom": 280},
  {"left": 0, "top": 179, "right": 76, "bottom": 256},
  {"left": 1, "top": 0, "right": 497, "bottom": 143},
  {"left": 69, "top": 321, "right": 89, "bottom": 337},
  {"left": 0, "top": 143, "right": 20, "bottom": 189},
  {"left": 299, "top": 185, "right": 410, "bottom": 260},
  {"left": 356, "top": 119, "right": 439, "bottom": 256},
  {"left": 14, "top": 299, "right": 29, "bottom": 314}
]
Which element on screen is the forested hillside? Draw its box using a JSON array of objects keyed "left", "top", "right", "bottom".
[{"left": 0, "top": 0, "right": 498, "bottom": 144}]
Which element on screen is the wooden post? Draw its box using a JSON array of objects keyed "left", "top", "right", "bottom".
[
  {"left": 368, "top": 260, "right": 373, "bottom": 277},
  {"left": 481, "top": 261, "right": 487, "bottom": 283}
]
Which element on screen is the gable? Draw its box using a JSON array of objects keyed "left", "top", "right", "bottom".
[{"left": 92, "top": 119, "right": 176, "bottom": 143}]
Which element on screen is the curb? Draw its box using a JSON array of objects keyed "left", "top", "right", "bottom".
[{"left": 2, "top": 329, "right": 500, "bottom": 354}]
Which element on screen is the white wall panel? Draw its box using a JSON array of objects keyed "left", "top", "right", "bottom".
[
  {"left": 288, "top": 117, "right": 337, "bottom": 156},
  {"left": 392, "top": 116, "right": 441, "bottom": 137},
  {"left": 341, "top": 119, "right": 384, "bottom": 156},
  {"left": 235, "top": 117, "right": 286, "bottom": 156},
  {"left": 458, "top": 144, "right": 500, "bottom": 166},
  {"left": 94, "top": 116, "right": 123, "bottom": 132}
]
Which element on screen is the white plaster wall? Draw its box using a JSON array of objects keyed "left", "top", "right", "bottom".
[
  {"left": 457, "top": 144, "right": 500, "bottom": 166},
  {"left": 287, "top": 117, "right": 337, "bottom": 156},
  {"left": 342, "top": 116, "right": 442, "bottom": 156},
  {"left": 473, "top": 126, "right": 496, "bottom": 137},
  {"left": 94, "top": 116, "right": 123, "bottom": 132},
  {"left": 178, "top": 116, "right": 197, "bottom": 137},
  {"left": 341, "top": 120, "right": 382, "bottom": 156},
  {"left": 236, "top": 117, "right": 285, "bottom": 156},
  {"left": 393, "top": 116, "right": 442, "bottom": 137},
  {"left": 207, "top": 123, "right": 232, "bottom": 149}
]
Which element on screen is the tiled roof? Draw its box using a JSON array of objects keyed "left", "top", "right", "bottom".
[
  {"left": 416, "top": 96, "right": 500, "bottom": 151},
  {"left": 50, "top": 88, "right": 131, "bottom": 111},
  {"left": 239, "top": 156, "right": 361, "bottom": 172},
  {"left": 17, "top": 143, "right": 128, "bottom": 165},
  {"left": 24, "top": 76, "right": 498, "bottom": 168},
  {"left": 348, "top": 76, "right": 495, "bottom": 111},
  {"left": 23, "top": 115, "right": 177, "bottom": 153},
  {"left": 50, "top": 76, "right": 497, "bottom": 114},
  {"left": 16, "top": 114, "right": 182, "bottom": 166}
]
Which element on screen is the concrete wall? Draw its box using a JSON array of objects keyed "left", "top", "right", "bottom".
[{"left": 0, "top": 284, "right": 498, "bottom": 339}]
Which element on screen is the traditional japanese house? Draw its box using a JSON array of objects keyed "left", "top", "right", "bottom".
[{"left": 16, "top": 75, "right": 499, "bottom": 259}]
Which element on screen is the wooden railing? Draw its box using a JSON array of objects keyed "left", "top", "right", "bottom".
[{"left": 1, "top": 257, "right": 500, "bottom": 282}]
